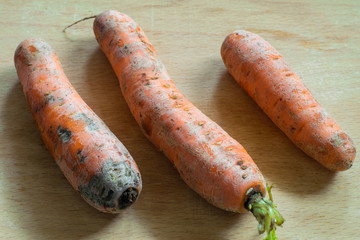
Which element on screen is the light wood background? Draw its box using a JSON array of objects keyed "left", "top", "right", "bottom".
[{"left": 1, "top": 1, "right": 359, "bottom": 239}]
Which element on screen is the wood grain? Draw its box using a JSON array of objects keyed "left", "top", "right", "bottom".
[{"left": 1, "top": 0, "right": 359, "bottom": 239}]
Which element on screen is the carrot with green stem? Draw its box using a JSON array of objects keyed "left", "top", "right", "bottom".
[
  {"left": 221, "top": 30, "right": 356, "bottom": 171},
  {"left": 63, "top": 10, "right": 284, "bottom": 238},
  {"left": 14, "top": 38, "right": 142, "bottom": 213}
]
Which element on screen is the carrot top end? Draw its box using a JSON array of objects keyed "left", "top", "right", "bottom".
[{"left": 247, "top": 184, "right": 284, "bottom": 240}]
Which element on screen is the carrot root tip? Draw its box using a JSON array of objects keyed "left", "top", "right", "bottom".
[{"left": 63, "top": 15, "right": 97, "bottom": 32}]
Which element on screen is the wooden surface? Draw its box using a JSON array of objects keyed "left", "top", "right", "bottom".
[{"left": 1, "top": 1, "right": 359, "bottom": 239}]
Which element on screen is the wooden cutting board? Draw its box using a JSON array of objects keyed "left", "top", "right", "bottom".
[{"left": 1, "top": 1, "right": 359, "bottom": 239}]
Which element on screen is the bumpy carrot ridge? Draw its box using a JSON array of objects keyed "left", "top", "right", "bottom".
[
  {"left": 14, "top": 39, "right": 142, "bottom": 213},
  {"left": 221, "top": 30, "right": 356, "bottom": 171}
]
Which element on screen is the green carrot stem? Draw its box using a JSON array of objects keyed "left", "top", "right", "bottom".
[{"left": 246, "top": 185, "right": 284, "bottom": 240}]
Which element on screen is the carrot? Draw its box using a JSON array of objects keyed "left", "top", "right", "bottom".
[
  {"left": 221, "top": 30, "right": 356, "bottom": 171},
  {"left": 88, "top": 10, "right": 284, "bottom": 238},
  {"left": 14, "top": 38, "right": 142, "bottom": 213}
]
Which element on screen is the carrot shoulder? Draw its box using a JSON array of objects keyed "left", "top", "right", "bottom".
[
  {"left": 221, "top": 30, "right": 356, "bottom": 171},
  {"left": 14, "top": 39, "right": 142, "bottom": 213}
]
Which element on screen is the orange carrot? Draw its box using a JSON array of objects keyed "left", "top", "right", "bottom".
[
  {"left": 221, "top": 30, "right": 356, "bottom": 171},
  {"left": 14, "top": 39, "right": 142, "bottom": 213},
  {"left": 90, "top": 10, "right": 284, "bottom": 238}
]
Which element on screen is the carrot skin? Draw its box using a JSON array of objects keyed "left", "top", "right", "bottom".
[
  {"left": 221, "top": 30, "right": 356, "bottom": 171},
  {"left": 93, "top": 10, "right": 266, "bottom": 212},
  {"left": 14, "top": 39, "right": 142, "bottom": 213}
]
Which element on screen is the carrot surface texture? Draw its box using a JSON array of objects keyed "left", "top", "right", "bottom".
[
  {"left": 89, "top": 10, "right": 284, "bottom": 238},
  {"left": 221, "top": 30, "right": 356, "bottom": 171},
  {"left": 14, "top": 39, "right": 142, "bottom": 213}
]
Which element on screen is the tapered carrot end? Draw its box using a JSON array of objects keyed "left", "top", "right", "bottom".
[
  {"left": 63, "top": 15, "right": 97, "bottom": 32},
  {"left": 320, "top": 132, "right": 356, "bottom": 171}
]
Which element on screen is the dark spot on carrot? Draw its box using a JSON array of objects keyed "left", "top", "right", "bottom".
[
  {"left": 237, "top": 160, "right": 244, "bottom": 166},
  {"left": 138, "top": 100, "right": 145, "bottom": 107},
  {"left": 34, "top": 102, "right": 45, "bottom": 113},
  {"left": 176, "top": 127, "right": 180, "bottom": 131},
  {"left": 285, "top": 73, "right": 293, "bottom": 77},
  {"left": 57, "top": 126, "right": 71, "bottom": 143},
  {"left": 198, "top": 121, "right": 205, "bottom": 126},
  {"left": 44, "top": 94, "right": 55, "bottom": 104},
  {"left": 77, "top": 149, "right": 87, "bottom": 163},
  {"left": 241, "top": 165, "right": 248, "bottom": 170},
  {"left": 142, "top": 73, "right": 146, "bottom": 77},
  {"left": 118, "top": 188, "right": 138, "bottom": 209},
  {"left": 242, "top": 173, "right": 248, "bottom": 179},
  {"left": 28, "top": 45, "right": 38, "bottom": 53},
  {"left": 104, "top": 190, "right": 114, "bottom": 202},
  {"left": 279, "top": 98, "right": 282, "bottom": 101},
  {"left": 141, "top": 115, "right": 152, "bottom": 136},
  {"left": 246, "top": 70, "right": 251, "bottom": 76},
  {"left": 291, "top": 127, "right": 296, "bottom": 133},
  {"left": 108, "top": 38, "right": 114, "bottom": 48}
]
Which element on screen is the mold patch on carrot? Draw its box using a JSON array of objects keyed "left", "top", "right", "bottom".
[
  {"left": 79, "top": 159, "right": 140, "bottom": 209},
  {"left": 77, "top": 149, "right": 87, "bottom": 163},
  {"left": 57, "top": 126, "right": 72, "bottom": 143},
  {"left": 73, "top": 113, "right": 99, "bottom": 131}
]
